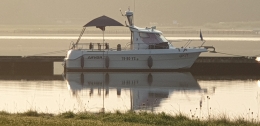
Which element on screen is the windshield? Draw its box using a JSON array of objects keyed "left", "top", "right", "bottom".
[
  {"left": 156, "top": 33, "right": 168, "bottom": 42},
  {"left": 139, "top": 32, "right": 159, "bottom": 44},
  {"left": 139, "top": 32, "right": 169, "bottom": 45}
]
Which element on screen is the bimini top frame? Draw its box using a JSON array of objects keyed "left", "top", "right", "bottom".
[{"left": 71, "top": 15, "right": 124, "bottom": 49}]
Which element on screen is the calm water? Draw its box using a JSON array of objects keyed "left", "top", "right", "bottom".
[
  {"left": 0, "top": 72, "right": 260, "bottom": 120},
  {"left": 0, "top": 35, "right": 260, "bottom": 120}
]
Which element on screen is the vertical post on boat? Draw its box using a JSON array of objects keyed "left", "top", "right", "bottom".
[
  {"left": 102, "top": 30, "right": 105, "bottom": 113},
  {"left": 131, "top": 32, "right": 133, "bottom": 49},
  {"left": 133, "top": 0, "right": 135, "bottom": 25},
  {"left": 103, "top": 29, "right": 105, "bottom": 69},
  {"left": 103, "top": 30, "right": 104, "bottom": 51}
]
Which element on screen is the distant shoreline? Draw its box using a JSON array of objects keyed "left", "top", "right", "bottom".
[
  {"left": 1, "top": 33, "right": 260, "bottom": 38},
  {"left": 0, "top": 30, "right": 259, "bottom": 38},
  {"left": 1, "top": 25, "right": 260, "bottom": 37}
]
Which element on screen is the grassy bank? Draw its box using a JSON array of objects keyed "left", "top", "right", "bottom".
[{"left": 0, "top": 110, "right": 259, "bottom": 126}]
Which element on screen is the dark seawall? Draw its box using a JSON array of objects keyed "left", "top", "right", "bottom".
[{"left": 0, "top": 56, "right": 259, "bottom": 76}]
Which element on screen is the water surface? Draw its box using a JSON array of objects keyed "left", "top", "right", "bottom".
[{"left": 0, "top": 72, "right": 260, "bottom": 121}]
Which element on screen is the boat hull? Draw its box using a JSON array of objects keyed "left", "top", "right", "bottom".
[{"left": 64, "top": 49, "right": 205, "bottom": 71}]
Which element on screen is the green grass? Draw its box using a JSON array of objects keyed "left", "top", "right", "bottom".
[{"left": 0, "top": 110, "right": 259, "bottom": 126}]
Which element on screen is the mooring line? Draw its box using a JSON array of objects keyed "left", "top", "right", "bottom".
[
  {"left": 253, "top": 53, "right": 260, "bottom": 57},
  {"left": 26, "top": 49, "right": 68, "bottom": 56},
  {"left": 209, "top": 51, "right": 259, "bottom": 59},
  {"left": 213, "top": 51, "right": 247, "bottom": 57}
]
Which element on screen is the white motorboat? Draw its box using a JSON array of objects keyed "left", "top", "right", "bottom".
[{"left": 64, "top": 9, "right": 210, "bottom": 71}]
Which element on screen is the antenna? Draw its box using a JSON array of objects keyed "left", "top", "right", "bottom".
[
  {"left": 119, "top": 8, "right": 124, "bottom": 16},
  {"left": 125, "top": 21, "right": 129, "bottom": 27},
  {"left": 133, "top": 0, "right": 135, "bottom": 24},
  {"left": 134, "top": 0, "right": 135, "bottom": 12},
  {"left": 119, "top": 8, "right": 129, "bottom": 27}
]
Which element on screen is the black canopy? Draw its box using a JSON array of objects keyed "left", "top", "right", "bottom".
[
  {"left": 72, "top": 15, "right": 124, "bottom": 49},
  {"left": 83, "top": 15, "right": 124, "bottom": 31}
]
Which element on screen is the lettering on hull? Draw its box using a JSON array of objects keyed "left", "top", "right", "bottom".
[
  {"left": 122, "top": 80, "right": 139, "bottom": 85},
  {"left": 122, "top": 57, "right": 139, "bottom": 61},
  {"left": 87, "top": 56, "right": 103, "bottom": 59},
  {"left": 88, "top": 81, "right": 103, "bottom": 85},
  {"left": 179, "top": 54, "right": 189, "bottom": 58}
]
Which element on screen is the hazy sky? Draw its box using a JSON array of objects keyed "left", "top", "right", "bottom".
[{"left": 0, "top": 0, "right": 259, "bottom": 26}]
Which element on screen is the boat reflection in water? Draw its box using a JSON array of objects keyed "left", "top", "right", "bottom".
[{"left": 64, "top": 72, "right": 204, "bottom": 112}]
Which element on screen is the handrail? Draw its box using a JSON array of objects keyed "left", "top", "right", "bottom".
[
  {"left": 169, "top": 39, "right": 208, "bottom": 48},
  {"left": 71, "top": 40, "right": 207, "bottom": 51},
  {"left": 72, "top": 27, "right": 86, "bottom": 49},
  {"left": 183, "top": 39, "right": 192, "bottom": 48},
  {"left": 71, "top": 43, "right": 106, "bottom": 51}
]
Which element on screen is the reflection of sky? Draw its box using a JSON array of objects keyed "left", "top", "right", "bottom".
[{"left": 0, "top": 78, "right": 260, "bottom": 120}]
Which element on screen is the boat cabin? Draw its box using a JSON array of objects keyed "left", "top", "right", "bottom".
[
  {"left": 130, "top": 27, "right": 173, "bottom": 50},
  {"left": 125, "top": 10, "right": 173, "bottom": 50}
]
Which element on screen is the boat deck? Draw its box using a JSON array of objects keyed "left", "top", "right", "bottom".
[{"left": 0, "top": 56, "right": 256, "bottom": 63}]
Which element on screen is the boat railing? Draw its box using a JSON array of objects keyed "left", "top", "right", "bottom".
[
  {"left": 71, "top": 41, "right": 208, "bottom": 51},
  {"left": 124, "top": 42, "right": 132, "bottom": 50},
  {"left": 122, "top": 42, "right": 171, "bottom": 50},
  {"left": 73, "top": 43, "right": 112, "bottom": 51},
  {"left": 169, "top": 39, "right": 209, "bottom": 48},
  {"left": 73, "top": 42, "right": 169, "bottom": 51}
]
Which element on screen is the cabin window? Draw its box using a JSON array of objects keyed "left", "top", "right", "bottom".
[
  {"left": 139, "top": 32, "right": 149, "bottom": 38},
  {"left": 156, "top": 34, "right": 168, "bottom": 42},
  {"left": 139, "top": 32, "right": 161, "bottom": 44}
]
